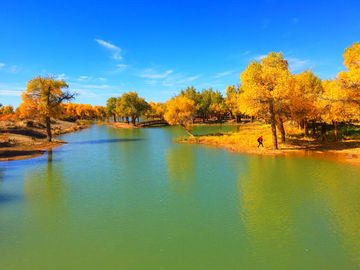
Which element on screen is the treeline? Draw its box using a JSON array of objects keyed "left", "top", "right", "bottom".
[
  {"left": 1, "top": 102, "right": 107, "bottom": 121},
  {"left": 2, "top": 42, "right": 359, "bottom": 147},
  {"left": 158, "top": 42, "right": 360, "bottom": 149}
]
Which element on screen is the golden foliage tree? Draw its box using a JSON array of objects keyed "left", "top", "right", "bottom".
[
  {"left": 240, "top": 52, "right": 291, "bottom": 149},
  {"left": 20, "top": 76, "right": 75, "bottom": 141},
  {"left": 164, "top": 96, "right": 196, "bottom": 137}
]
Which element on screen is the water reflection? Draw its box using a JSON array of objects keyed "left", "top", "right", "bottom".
[
  {"left": 166, "top": 144, "right": 196, "bottom": 195},
  {"left": 24, "top": 149, "right": 68, "bottom": 230},
  {"left": 317, "top": 165, "right": 360, "bottom": 264},
  {"left": 71, "top": 138, "right": 143, "bottom": 144}
]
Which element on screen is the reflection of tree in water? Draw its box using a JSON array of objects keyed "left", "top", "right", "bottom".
[
  {"left": 317, "top": 165, "right": 360, "bottom": 264},
  {"left": 166, "top": 144, "right": 197, "bottom": 195},
  {"left": 237, "top": 156, "right": 302, "bottom": 263},
  {"left": 24, "top": 149, "right": 68, "bottom": 230}
]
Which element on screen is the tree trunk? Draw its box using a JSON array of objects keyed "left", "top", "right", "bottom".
[
  {"left": 131, "top": 117, "right": 136, "bottom": 125},
  {"left": 269, "top": 103, "right": 278, "bottom": 150},
  {"left": 277, "top": 117, "right": 286, "bottom": 143},
  {"left": 300, "top": 119, "right": 304, "bottom": 129},
  {"left": 321, "top": 122, "right": 327, "bottom": 135},
  {"left": 137, "top": 117, "right": 140, "bottom": 123},
  {"left": 45, "top": 116, "right": 52, "bottom": 142},
  {"left": 251, "top": 116, "right": 254, "bottom": 123},
  {"left": 334, "top": 121, "right": 338, "bottom": 141},
  {"left": 181, "top": 124, "right": 195, "bottom": 137},
  {"left": 312, "top": 120, "right": 316, "bottom": 136},
  {"left": 304, "top": 118, "right": 309, "bottom": 137},
  {"left": 113, "top": 114, "right": 116, "bottom": 122}
]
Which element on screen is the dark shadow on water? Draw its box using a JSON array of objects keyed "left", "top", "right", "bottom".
[
  {"left": 0, "top": 193, "right": 22, "bottom": 205},
  {"left": 70, "top": 138, "right": 144, "bottom": 145}
]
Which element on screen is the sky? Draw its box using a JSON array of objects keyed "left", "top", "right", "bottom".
[{"left": 1, "top": 0, "right": 360, "bottom": 108}]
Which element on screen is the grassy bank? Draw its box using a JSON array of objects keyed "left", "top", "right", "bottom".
[{"left": 175, "top": 121, "right": 360, "bottom": 164}]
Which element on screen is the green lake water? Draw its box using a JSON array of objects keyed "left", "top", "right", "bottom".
[{"left": 1, "top": 124, "right": 360, "bottom": 269}]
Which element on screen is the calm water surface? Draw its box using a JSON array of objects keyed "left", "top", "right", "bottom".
[{"left": 1, "top": 124, "right": 360, "bottom": 269}]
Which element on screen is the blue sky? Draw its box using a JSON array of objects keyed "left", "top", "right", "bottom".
[{"left": 1, "top": 0, "right": 359, "bottom": 108}]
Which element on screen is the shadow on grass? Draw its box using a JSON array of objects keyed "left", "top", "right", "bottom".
[{"left": 282, "top": 137, "right": 360, "bottom": 152}]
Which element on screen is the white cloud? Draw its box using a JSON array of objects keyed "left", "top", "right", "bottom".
[
  {"left": 95, "top": 39, "right": 122, "bottom": 60},
  {"left": 99, "top": 77, "right": 107, "bottom": 81},
  {"left": 176, "top": 74, "right": 202, "bottom": 84},
  {"left": 146, "top": 80, "right": 157, "bottom": 85},
  {"left": 213, "top": 70, "right": 235, "bottom": 78},
  {"left": 244, "top": 51, "right": 251, "bottom": 55},
  {"left": 288, "top": 58, "right": 309, "bottom": 71},
  {"left": 139, "top": 69, "right": 173, "bottom": 79},
  {"left": 56, "top": 74, "right": 66, "bottom": 80},
  {"left": 0, "top": 90, "right": 22, "bottom": 96},
  {"left": 255, "top": 55, "right": 268, "bottom": 61},
  {"left": 0, "top": 63, "right": 5, "bottom": 68}
]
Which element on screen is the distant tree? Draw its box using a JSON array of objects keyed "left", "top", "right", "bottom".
[
  {"left": 106, "top": 97, "right": 117, "bottom": 122},
  {"left": 116, "top": 92, "right": 149, "bottom": 124},
  {"left": 164, "top": 96, "right": 196, "bottom": 137},
  {"left": 20, "top": 76, "right": 75, "bottom": 142}
]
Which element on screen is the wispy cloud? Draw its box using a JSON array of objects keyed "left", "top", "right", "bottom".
[
  {"left": 255, "top": 54, "right": 268, "bottom": 61},
  {"left": 0, "top": 83, "right": 26, "bottom": 96},
  {"left": 95, "top": 39, "right": 122, "bottom": 60},
  {"left": 8, "top": 65, "right": 20, "bottom": 73},
  {"left": 213, "top": 70, "right": 235, "bottom": 78},
  {"left": 0, "top": 63, "right": 5, "bottom": 68},
  {"left": 56, "top": 74, "right": 66, "bottom": 80},
  {"left": 139, "top": 68, "right": 173, "bottom": 79},
  {"left": 146, "top": 80, "right": 157, "bottom": 85},
  {"left": 115, "top": 64, "right": 127, "bottom": 73},
  {"left": 244, "top": 51, "right": 251, "bottom": 55},
  {"left": 288, "top": 58, "right": 309, "bottom": 71},
  {"left": 99, "top": 77, "right": 107, "bottom": 81},
  {"left": 0, "top": 90, "right": 23, "bottom": 96},
  {"left": 175, "top": 74, "right": 202, "bottom": 84},
  {"left": 293, "top": 18, "right": 299, "bottom": 24}
]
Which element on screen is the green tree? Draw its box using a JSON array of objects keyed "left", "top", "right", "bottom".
[
  {"left": 116, "top": 92, "right": 149, "bottom": 124},
  {"left": 106, "top": 97, "right": 117, "bottom": 122}
]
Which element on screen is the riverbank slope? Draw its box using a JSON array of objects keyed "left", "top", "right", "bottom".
[{"left": 0, "top": 119, "right": 87, "bottom": 161}]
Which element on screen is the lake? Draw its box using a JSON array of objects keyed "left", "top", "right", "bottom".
[{"left": 1, "top": 124, "right": 360, "bottom": 269}]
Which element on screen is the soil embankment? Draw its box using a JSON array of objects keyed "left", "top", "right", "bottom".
[{"left": 0, "top": 119, "right": 87, "bottom": 161}]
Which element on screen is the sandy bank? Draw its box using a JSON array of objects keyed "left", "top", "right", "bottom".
[{"left": 0, "top": 119, "right": 88, "bottom": 162}]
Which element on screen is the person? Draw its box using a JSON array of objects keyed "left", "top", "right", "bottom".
[{"left": 257, "top": 135, "right": 263, "bottom": 148}]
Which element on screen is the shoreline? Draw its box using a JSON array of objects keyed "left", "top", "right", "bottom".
[
  {"left": 0, "top": 119, "right": 88, "bottom": 162},
  {"left": 177, "top": 138, "right": 360, "bottom": 165}
]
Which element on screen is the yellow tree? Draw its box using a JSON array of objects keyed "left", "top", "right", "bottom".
[
  {"left": 320, "top": 79, "right": 355, "bottom": 140},
  {"left": 20, "top": 76, "right": 75, "bottom": 141},
  {"left": 240, "top": 52, "right": 291, "bottom": 149},
  {"left": 337, "top": 41, "right": 360, "bottom": 104},
  {"left": 289, "top": 70, "right": 323, "bottom": 136},
  {"left": 155, "top": 102, "right": 166, "bottom": 120},
  {"left": 164, "top": 96, "right": 196, "bottom": 137}
]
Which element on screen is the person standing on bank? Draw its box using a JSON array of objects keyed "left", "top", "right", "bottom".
[{"left": 257, "top": 135, "right": 264, "bottom": 148}]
